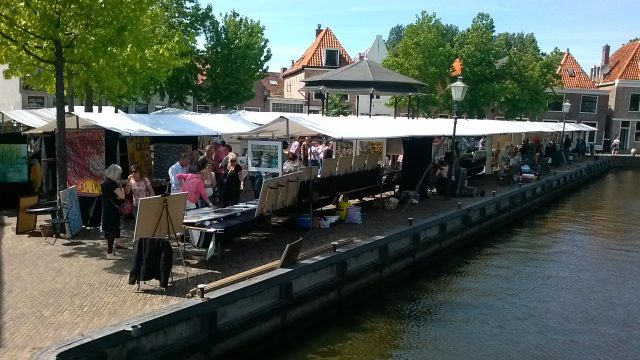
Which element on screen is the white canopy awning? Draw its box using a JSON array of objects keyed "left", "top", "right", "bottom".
[
  {"left": 24, "top": 112, "right": 258, "bottom": 136},
  {"left": 236, "top": 115, "right": 598, "bottom": 139}
]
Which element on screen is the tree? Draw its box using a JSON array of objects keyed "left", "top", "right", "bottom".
[
  {"left": 326, "top": 94, "right": 350, "bottom": 116},
  {"left": 493, "top": 33, "right": 562, "bottom": 119},
  {"left": 386, "top": 24, "right": 405, "bottom": 54},
  {"left": 0, "top": 0, "right": 190, "bottom": 192},
  {"left": 453, "top": 12, "right": 499, "bottom": 118},
  {"left": 383, "top": 11, "right": 457, "bottom": 115},
  {"left": 198, "top": 10, "right": 271, "bottom": 107}
]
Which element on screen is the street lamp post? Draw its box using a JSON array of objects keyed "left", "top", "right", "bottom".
[
  {"left": 446, "top": 76, "right": 469, "bottom": 199},
  {"left": 561, "top": 99, "right": 571, "bottom": 162}
]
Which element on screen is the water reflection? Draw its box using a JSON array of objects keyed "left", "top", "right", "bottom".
[{"left": 228, "top": 170, "right": 640, "bottom": 360}]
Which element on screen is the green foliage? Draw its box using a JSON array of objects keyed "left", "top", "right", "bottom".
[
  {"left": 386, "top": 24, "right": 404, "bottom": 53},
  {"left": 198, "top": 9, "right": 272, "bottom": 107},
  {"left": 326, "top": 94, "right": 350, "bottom": 116},
  {"left": 452, "top": 12, "right": 499, "bottom": 118},
  {"left": 383, "top": 11, "right": 457, "bottom": 115}
]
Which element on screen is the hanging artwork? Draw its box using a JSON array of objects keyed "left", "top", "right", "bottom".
[
  {"left": 0, "top": 144, "right": 28, "bottom": 182},
  {"left": 126, "top": 137, "right": 152, "bottom": 177},
  {"left": 357, "top": 139, "right": 386, "bottom": 162},
  {"left": 66, "top": 130, "right": 105, "bottom": 194},
  {"left": 248, "top": 140, "right": 282, "bottom": 175},
  {"left": 334, "top": 140, "right": 355, "bottom": 158},
  {"left": 153, "top": 143, "right": 192, "bottom": 180}
]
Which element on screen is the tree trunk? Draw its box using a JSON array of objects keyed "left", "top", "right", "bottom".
[
  {"left": 66, "top": 72, "right": 74, "bottom": 113},
  {"left": 84, "top": 83, "right": 93, "bottom": 112},
  {"left": 54, "top": 40, "right": 67, "bottom": 194}
]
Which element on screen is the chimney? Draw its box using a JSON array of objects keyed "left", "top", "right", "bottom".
[
  {"left": 602, "top": 44, "right": 610, "bottom": 66},
  {"left": 316, "top": 24, "right": 322, "bottom": 37},
  {"left": 280, "top": 67, "right": 287, "bottom": 74},
  {"left": 291, "top": 60, "right": 294, "bottom": 66}
]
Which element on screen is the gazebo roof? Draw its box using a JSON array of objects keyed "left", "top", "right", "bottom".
[{"left": 300, "top": 58, "right": 425, "bottom": 94}]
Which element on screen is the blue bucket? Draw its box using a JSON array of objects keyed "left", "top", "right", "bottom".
[{"left": 296, "top": 214, "right": 312, "bottom": 230}]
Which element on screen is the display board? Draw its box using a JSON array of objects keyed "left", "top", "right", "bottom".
[
  {"left": 133, "top": 193, "right": 187, "bottom": 241},
  {"left": 334, "top": 140, "right": 355, "bottom": 158},
  {"left": 352, "top": 154, "right": 367, "bottom": 172},
  {"left": 356, "top": 139, "right": 386, "bottom": 159},
  {"left": 248, "top": 140, "right": 282, "bottom": 174},
  {"left": 153, "top": 143, "right": 192, "bottom": 180},
  {"left": 59, "top": 186, "right": 83, "bottom": 238},
  {"left": 336, "top": 156, "right": 353, "bottom": 175},
  {"left": 0, "top": 143, "right": 28, "bottom": 182},
  {"left": 320, "top": 157, "right": 338, "bottom": 178},
  {"left": 66, "top": 130, "right": 105, "bottom": 194},
  {"left": 16, "top": 195, "right": 38, "bottom": 234},
  {"left": 126, "top": 137, "right": 152, "bottom": 177}
]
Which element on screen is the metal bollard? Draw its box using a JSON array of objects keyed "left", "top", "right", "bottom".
[
  {"left": 408, "top": 217, "right": 414, "bottom": 226},
  {"left": 457, "top": 202, "right": 462, "bottom": 209},
  {"left": 492, "top": 191, "right": 496, "bottom": 197},
  {"left": 331, "top": 242, "right": 338, "bottom": 252},
  {"left": 197, "top": 284, "right": 206, "bottom": 299}
]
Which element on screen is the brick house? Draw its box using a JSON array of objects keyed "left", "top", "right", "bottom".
[
  {"left": 591, "top": 41, "right": 640, "bottom": 151},
  {"left": 282, "top": 25, "right": 352, "bottom": 114},
  {"left": 543, "top": 50, "right": 609, "bottom": 149}
]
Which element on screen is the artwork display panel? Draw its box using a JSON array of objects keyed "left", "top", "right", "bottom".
[
  {"left": 248, "top": 140, "right": 282, "bottom": 175},
  {"left": 59, "top": 185, "right": 83, "bottom": 238},
  {"left": 153, "top": 143, "right": 192, "bottom": 180},
  {"left": 66, "top": 130, "right": 105, "bottom": 194},
  {"left": 0, "top": 144, "right": 28, "bottom": 182},
  {"left": 127, "top": 137, "right": 152, "bottom": 177}
]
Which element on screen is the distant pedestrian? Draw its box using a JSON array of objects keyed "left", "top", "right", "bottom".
[{"left": 611, "top": 137, "right": 621, "bottom": 155}]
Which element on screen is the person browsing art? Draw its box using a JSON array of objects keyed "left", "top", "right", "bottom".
[
  {"left": 221, "top": 152, "right": 243, "bottom": 207},
  {"left": 168, "top": 153, "right": 190, "bottom": 194},
  {"left": 177, "top": 170, "right": 213, "bottom": 210},
  {"left": 101, "top": 164, "right": 128, "bottom": 257},
  {"left": 124, "top": 163, "right": 154, "bottom": 215}
]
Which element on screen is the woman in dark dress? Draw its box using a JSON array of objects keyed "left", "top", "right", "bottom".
[
  {"left": 221, "top": 152, "right": 243, "bottom": 207},
  {"left": 101, "top": 164, "right": 127, "bottom": 256}
]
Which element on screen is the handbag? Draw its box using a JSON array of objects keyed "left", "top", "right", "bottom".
[{"left": 119, "top": 198, "right": 133, "bottom": 216}]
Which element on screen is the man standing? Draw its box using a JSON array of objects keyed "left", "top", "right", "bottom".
[
  {"left": 197, "top": 144, "right": 215, "bottom": 171},
  {"left": 168, "top": 153, "right": 190, "bottom": 194}
]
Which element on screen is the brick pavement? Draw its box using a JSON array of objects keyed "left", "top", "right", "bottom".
[{"left": 0, "top": 167, "right": 583, "bottom": 359}]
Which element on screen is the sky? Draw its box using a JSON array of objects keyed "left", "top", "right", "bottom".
[{"left": 203, "top": 0, "right": 638, "bottom": 72}]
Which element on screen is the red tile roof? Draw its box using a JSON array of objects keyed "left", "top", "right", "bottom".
[
  {"left": 557, "top": 51, "right": 596, "bottom": 89},
  {"left": 602, "top": 40, "right": 640, "bottom": 82},
  {"left": 450, "top": 58, "right": 462, "bottom": 76},
  {"left": 261, "top": 72, "right": 283, "bottom": 97},
  {"left": 283, "top": 27, "right": 351, "bottom": 76}
]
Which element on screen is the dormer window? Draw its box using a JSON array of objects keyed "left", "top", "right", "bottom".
[
  {"left": 323, "top": 48, "right": 339, "bottom": 67},
  {"left": 567, "top": 68, "right": 575, "bottom": 77},
  {"left": 269, "top": 80, "right": 278, "bottom": 86}
]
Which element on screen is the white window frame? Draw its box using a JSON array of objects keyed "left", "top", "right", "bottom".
[
  {"left": 630, "top": 93, "right": 640, "bottom": 112},
  {"left": 268, "top": 80, "right": 278, "bottom": 86},
  {"left": 313, "top": 92, "right": 325, "bottom": 101},
  {"left": 197, "top": 105, "right": 211, "bottom": 113},
  {"left": 580, "top": 95, "right": 598, "bottom": 114},
  {"left": 547, "top": 94, "right": 565, "bottom": 112},
  {"left": 583, "top": 121, "right": 597, "bottom": 143},
  {"left": 27, "top": 96, "right": 45, "bottom": 109},
  {"left": 134, "top": 102, "right": 149, "bottom": 114},
  {"left": 323, "top": 48, "right": 339, "bottom": 67}
]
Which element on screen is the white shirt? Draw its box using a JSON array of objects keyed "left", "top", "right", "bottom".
[{"left": 168, "top": 162, "right": 188, "bottom": 193}]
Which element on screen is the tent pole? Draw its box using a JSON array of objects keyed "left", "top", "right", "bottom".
[
  {"left": 286, "top": 118, "right": 290, "bottom": 142},
  {"left": 75, "top": 115, "right": 79, "bottom": 129},
  {"left": 356, "top": 95, "right": 359, "bottom": 117},
  {"left": 416, "top": 95, "right": 421, "bottom": 119},
  {"left": 1, "top": 112, "right": 4, "bottom": 134},
  {"left": 394, "top": 97, "right": 398, "bottom": 119},
  {"left": 407, "top": 95, "right": 412, "bottom": 119},
  {"left": 368, "top": 90, "right": 373, "bottom": 118}
]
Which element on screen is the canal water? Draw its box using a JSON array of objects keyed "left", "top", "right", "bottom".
[{"left": 228, "top": 169, "right": 640, "bottom": 360}]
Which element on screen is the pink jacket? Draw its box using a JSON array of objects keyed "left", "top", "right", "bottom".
[{"left": 177, "top": 173, "right": 210, "bottom": 205}]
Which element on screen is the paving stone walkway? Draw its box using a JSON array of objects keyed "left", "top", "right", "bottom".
[{"left": 0, "top": 167, "right": 585, "bottom": 359}]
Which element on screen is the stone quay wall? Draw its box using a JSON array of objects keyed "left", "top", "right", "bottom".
[{"left": 35, "top": 159, "right": 611, "bottom": 360}]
